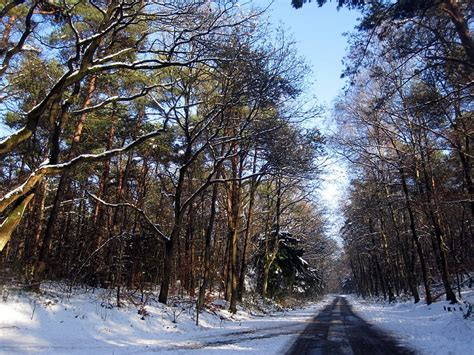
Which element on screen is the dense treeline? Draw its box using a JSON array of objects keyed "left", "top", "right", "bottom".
[
  {"left": 334, "top": 0, "right": 472, "bottom": 304},
  {"left": 0, "top": 0, "right": 334, "bottom": 311}
]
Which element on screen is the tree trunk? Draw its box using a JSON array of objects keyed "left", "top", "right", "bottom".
[
  {"left": 420, "top": 145, "right": 457, "bottom": 303},
  {"left": 237, "top": 151, "right": 258, "bottom": 301},
  {"left": 197, "top": 183, "right": 219, "bottom": 310},
  {"left": 159, "top": 226, "right": 179, "bottom": 304},
  {"left": 262, "top": 178, "right": 282, "bottom": 299},
  {"left": 32, "top": 76, "right": 97, "bottom": 287},
  {"left": 442, "top": 0, "right": 474, "bottom": 66},
  {"left": 222, "top": 147, "right": 244, "bottom": 312},
  {"left": 399, "top": 166, "right": 432, "bottom": 304}
]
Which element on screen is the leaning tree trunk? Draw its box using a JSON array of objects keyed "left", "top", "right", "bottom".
[
  {"left": 442, "top": 0, "right": 474, "bottom": 66},
  {"left": 32, "top": 76, "right": 97, "bottom": 288}
]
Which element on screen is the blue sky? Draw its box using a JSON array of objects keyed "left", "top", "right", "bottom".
[
  {"left": 252, "top": 0, "right": 360, "bottom": 243},
  {"left": 257, "top": 0, "right": 360, "bottom": 106}
]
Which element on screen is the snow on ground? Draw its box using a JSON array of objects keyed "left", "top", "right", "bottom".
[
  {"left": 4, "top": 283, "right": 472, "bottom": 355},
  {"left": 346, "top": 290, "right": 474, "bottom": 355},
  {"left": 0, "top": 284, "right": 333, "bottom": 354}
]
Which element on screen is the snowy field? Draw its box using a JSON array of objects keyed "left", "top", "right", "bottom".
[
  {"left": 347, "top": 291, "right": 474, "bottom": 355},
  {"left": 0, "top": 285, "right": 332, "bottom": 354}
]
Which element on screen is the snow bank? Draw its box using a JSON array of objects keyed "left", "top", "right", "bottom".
[
  {"left": 0, "top": 284, "right": 333, "bottom": 354},
  {"left": 346, "top": 290, "right": 474, "bottom": 355}
]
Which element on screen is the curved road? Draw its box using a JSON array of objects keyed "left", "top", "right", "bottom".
[{"left": 286, "top": 296, "right": 415, "bottom": 355}]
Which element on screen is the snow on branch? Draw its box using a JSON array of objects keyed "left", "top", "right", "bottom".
[{"left": 0, "top": 128, "right": 166, "bottom": 214}]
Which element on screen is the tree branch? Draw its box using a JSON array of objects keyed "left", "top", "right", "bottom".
[{"left": 87, "top": 192, "right": 169, "bottom": 242}]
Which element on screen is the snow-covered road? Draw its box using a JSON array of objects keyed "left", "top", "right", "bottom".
[{"left": 288, "top": 296, "right": 414, "bottom": 355}]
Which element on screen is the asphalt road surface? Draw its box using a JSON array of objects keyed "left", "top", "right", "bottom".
[{"left": 286, "top": 296, "right": 416, "bottom": 355}]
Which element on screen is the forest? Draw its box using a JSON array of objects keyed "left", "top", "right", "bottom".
[
  {"left": 0, "top": 0, "right": 472, "bottom": 318},
  {"left": 329, "top": 0, "right": 473, "bottom": 304},
  {"left": 0, "top": 0, "right": 335, "bottom": 313}
]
